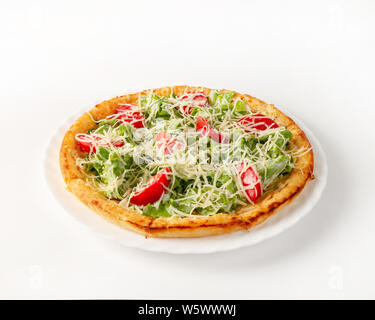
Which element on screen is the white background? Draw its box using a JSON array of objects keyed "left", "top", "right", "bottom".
[{"left": 0, "top": 0, "right": 374, "bottom": 299}]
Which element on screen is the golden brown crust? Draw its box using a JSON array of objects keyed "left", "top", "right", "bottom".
[{"left": 59, "top": 86, "right": 314, "bottom": 238}]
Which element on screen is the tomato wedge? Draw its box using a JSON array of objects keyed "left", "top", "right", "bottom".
[
  {"left": 237, "top": 163, "right": 262, "bottom": 203},
  {"left": 112, "top": 140, "right": 125, "bottom": 148},
  {"left": 196, "top": 116, "right": 228, "bottom": 143},
  {"left": 115, "top": 104, "right": 145, "bottom": 128},
  {"left": 155, "top": 132, "right": 183, "bottom": 155},
  {"left": 196, "top": 116, "right": 210, "bottom": 135},
  {"left": 238, "top": 114, "right": 279, "bottom": 132},
  {"left": 76, "top": 134, "right": 98, "bottom": 153},
  {"left": 130, "top": 168, "right": 171, "bottom": 206},
  {"left": 76, "top": 134, "right": 124, "bottom": 153},
  {"left": 180, "top": 92, "right": 208, "bottom": 114}
]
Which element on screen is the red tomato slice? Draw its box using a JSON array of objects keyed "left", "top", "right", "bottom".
[
  {"left": 208, "top": 128, "right": 229, "bottom": 144},
  {"left": 76, "top": 134, "right": 124, "bottom": 153},
  {"left": 155, "top": 132, "right": 173, "bottom": 145},
  {"left": 180, "top": 92, "right": 208, "bottom": 114},
  {"left": 155, "top": 132, "right": 183, "bottom": 155},
  {"left": 130, "top": 168, "right": 171, "bottom": 206},
  {"left": 116, "top": 104, "right": 145, "bottom": 128},
  {"left": 238, "top": 114, "right": 279, "bottom": 132},
  {"left": 196, "top": 116, "right": 210, "bottom": 135},
  {"left": 237, "top": 163, "right": 262, "bottom": 203},
  {"left": 196, "top": 116, "right": 228, "bottom": 143},
  {"left": 112, "top": 140, "right": 125, "bottom": 148},
  {"left": 76, "top": 134, "right": 101, "bottom": 153}
]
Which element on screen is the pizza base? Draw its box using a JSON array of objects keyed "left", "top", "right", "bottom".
[{"left": 60, "top": 86, "right": 314, "bottom": 238}]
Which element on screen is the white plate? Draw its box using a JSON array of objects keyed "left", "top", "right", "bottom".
[{"left": 44, "top": 106, "right": 327, "bottom": 254}]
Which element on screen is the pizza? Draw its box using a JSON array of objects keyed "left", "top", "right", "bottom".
[{"left": 60, "top": 86, "right": 314, "bottom": 238}]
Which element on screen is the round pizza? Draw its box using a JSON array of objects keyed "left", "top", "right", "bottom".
[{"left": 60, "top": 86, "right": 314, "bottom": 238}]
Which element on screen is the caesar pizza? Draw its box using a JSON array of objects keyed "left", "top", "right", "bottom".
[{"left": 60, "top": 86, "right": 314, "bottom": 238}]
